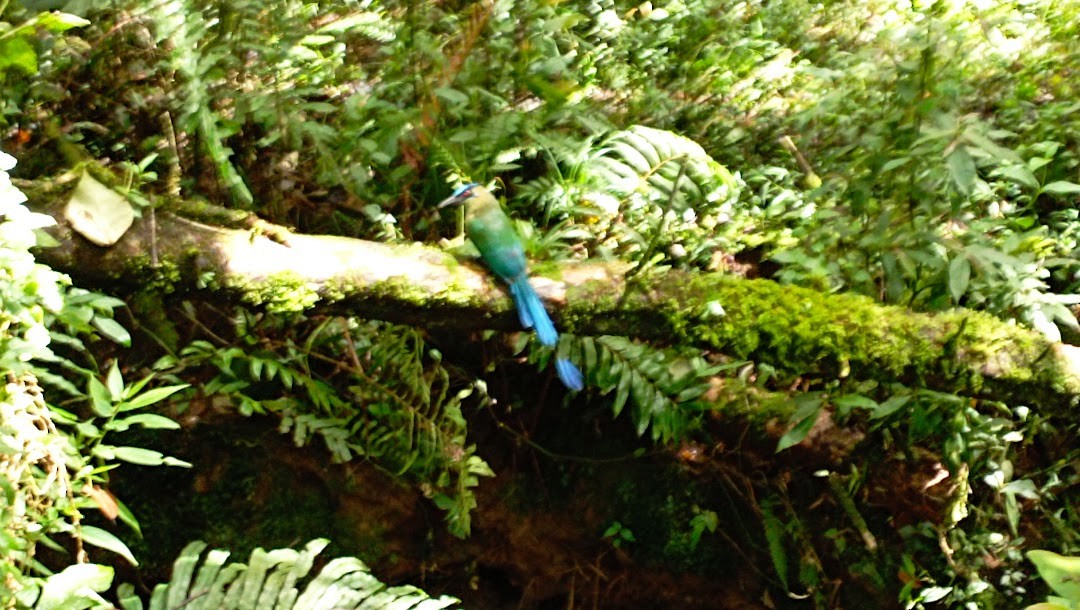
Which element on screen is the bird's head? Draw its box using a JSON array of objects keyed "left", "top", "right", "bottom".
[{"left": 437, "top": 183, "right": 486, "bottom": 208}]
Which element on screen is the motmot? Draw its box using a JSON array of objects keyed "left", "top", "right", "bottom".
[{"left": 438, "top": 183, "right": 584, "bottom": 391}]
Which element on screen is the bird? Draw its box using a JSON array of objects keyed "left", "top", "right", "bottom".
[{"left": 439, "top": 183, "right": 584, "bottom": 391}]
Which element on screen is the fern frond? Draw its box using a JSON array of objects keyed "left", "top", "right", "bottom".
[
  {"left": 170, "top": 317, "right": 492, "bottom": 538},
  {"left": 316, "top": 10, "right": 396, "bottom": 44},
  {"left": 119, "top": 539, "right": 460, "bottom": 610},
  {"left": 147, "top": 0, "right": 254, "bottom": 207},
  {"left": 589, "top": 125, "right": 737, "bottom": 212},
  {"left": 285, "top": 322, "right": 494, "bottom": 537},
  {"left": 543, "top": 336, "right": 738, "bottom": 443}
]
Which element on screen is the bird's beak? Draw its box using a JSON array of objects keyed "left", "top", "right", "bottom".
[{"left": 437, "top": 194, "right": 463, "bottom": 209}]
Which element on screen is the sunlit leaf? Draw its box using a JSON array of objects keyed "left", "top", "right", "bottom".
[
  {"left": 119, "top": 384, "right": 189, "bottom": 411},
  {"left": 36, "top": 563, "right": 113, "bottom": 610},
  {"left": 112, "top": 446, "right": 166, "bottom": 466},
  {"left": 106, "top": 361, "right": 124, "bottom": 401},
  {"left": 995, "top": 164, "right": 1038, "bottom": 189},
  {"left": 948, "top": 256, "right": 971, "bottom": 303},
  {"left": 88, "top": 376, "right": 115, "bottom": 417},
  {"left": 1042, "top": 181, "right": 1080, "bottom": 196},
  {"left": 1028, "top": 550, "right": 1080, "bottom": 602},
  {"left": 0, "top": 37, "right": 37, "bottom": 75},
  {"left": 946, "top": 146, "right": 976, "bottom": 196},
  {"left": 65, "top": 171, "right": 134, "bottom": 246},
  {"left": 93, "top": 317, "right": 131, "bottom": 347},
  {"left": 81, "top": 525, "right": 139, "bottom": 566},
  {"left": 105, "top": 413, "right": 181, "bottom": 432},
  {"left": 37, "top": 12, "right": 92, "bottom": 32}
]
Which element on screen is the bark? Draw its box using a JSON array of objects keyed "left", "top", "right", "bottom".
[{"left": 29, "top": 194, "right": 1080, "bottom": 415}]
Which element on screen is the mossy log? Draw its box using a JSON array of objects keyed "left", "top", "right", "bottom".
[{"left": 29, "top": 195, "right": 1080, "bottom": 415}]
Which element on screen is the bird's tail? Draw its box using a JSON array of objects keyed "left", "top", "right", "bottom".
[
  {"left": 509, "top": 276, "right": 584, "bottom": 391},
  {"left": 509, "top": 276, "right": 558, "bottom": 346},
  {"left": 555, "top": 357, "right": 584, "bottom": 392}
]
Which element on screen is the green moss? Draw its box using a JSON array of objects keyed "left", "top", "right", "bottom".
[
  {"left": 530, "top": 260, "right": 563, "bottom": 278},
  {"left": 131, "top": 291, "right": 180, "bottom": 352},
  {"left": 365, "top": 271, "right": 496, "bottom": 314},
  {"left": 227, "top": 271, "right": 321, "bottom": 314},
  {"left": 321, "top": 277, "right": 350, "bottom": 303},
  {"left": 636, "top": 273, "right": 1076, "bottom": 406},
  {"left": 123, "top": 255, "right": 183, "bottom": 293}
]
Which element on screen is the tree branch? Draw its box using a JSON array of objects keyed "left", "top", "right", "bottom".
[{"left": 30, "top": 194, "right": 1080, "bottom": 414}]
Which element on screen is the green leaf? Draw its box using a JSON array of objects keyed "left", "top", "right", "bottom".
[
  {"left": 870, "top": 395, "right": 910, "bottom": 420},
  {"left": 119, "top": 384, "right": 189, "bottom": 411},
  {"left": 434, "top": 87, "right": 469, "bottom": 105},
  {"left": 35, "top": 563, "right": 114, "bottom": 610},
  {"left": 946, "top": 146, "right": 976, "bottom": 196},
  {"left": 761, "top": 502, "right": 789, "bottom": 589},
  {"left": 1028, "top": 550, "right": 1080, "bottom": 602},
  {"left": 1041, "top": 181, "right": 1080, "bottom": 196},
  {"left": 116, "top": 583, "right": 144, "bottom": 610},
  {"left": 995, "top": 164, "right": 1038, "bottom": 189},
  {"left": 592, "top": 125, "right": 736, "bottom": 206},
  {"left": 81, "top": 525, "right": 139, "bottom": 566},
  {"left": 948, "top": 256, "right": 971, "bottom": 303},
  {"left": 115, "top": 497, "right": 142, "bottom": 537},
  {"left": 112, "top": 446, "right": 166, "bottom": 466},
  {"left": 962, "top": 128, "right": 1023, "bottom": 164},
  {"left": 880, "top": 157, "right": 911, "bottom": 172},
  {"left": 0, "top": 37, "right": 38, "bottom": 75},
  {"left": 36, "top": 12, "right": 92, "bottom": 32},
  {"left": 105, "top": 413, "right": 181, "bottom": 432},
  {"left": 776, "top": 395, "right": 822, "bottom": 453},
  {"left": 919, "top": 586, "right": 952, "bottom": 603},
  {"left": 299, "top": 34, "right": 335, "bottom": 46},
  {"left": 65, "top": 171, "right": 135, "bottom": 246},
  {"left": 106, "top": 361, "right": 124, "bottom": 401},
  {"left": 613, "top": 367, "right": 632, "bottom": 417},
  {"left": 88, "top": 376, "right": 115, "bottom": 417},
  {"left": 93, "top": 316, "right": 131, "bottom": 347},
  {"left": 881, "top": 252, "right": 905, "bottom": 303},
  {"left": 834, "top": 394, "right": 878, "bottom": 416}
]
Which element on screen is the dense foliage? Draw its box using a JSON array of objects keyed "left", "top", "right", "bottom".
[{"left": 2, "top": 0, "right": 1080, "bottom": 607}]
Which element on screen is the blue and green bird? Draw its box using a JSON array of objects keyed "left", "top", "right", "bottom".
[{"left": 439, "top": 183, "right": 584, "bottom": 391}]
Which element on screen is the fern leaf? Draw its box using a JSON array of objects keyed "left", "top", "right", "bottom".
[
  {"left": 164, "top": 541, "right": 206, "bottom": 610},
  {"left": 556, "top": 336, "right": 738, "bottom": 443},
  {"left": 590, "top": 125, "right": 736, "bottom": 212},
  {"left": 761, "top": 500, "right": 790, "bottom": 591},
  {"left": 137, "top": 540, "right": 460, "bottom": 610},
  {"left": 171, "top": 318, "right": 492, "bottom": 538},
  {"left": 117, "top": 584, "right": 143, "bottom": 610}
]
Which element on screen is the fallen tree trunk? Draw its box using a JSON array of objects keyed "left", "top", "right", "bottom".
[{"left": 28, "top": 190, "right": 1080, "bottom": 415}]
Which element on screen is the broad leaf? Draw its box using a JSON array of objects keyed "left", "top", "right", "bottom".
[
  {"left": 1042, "top": 181, "right": 1080, "bottom": 196},
  {"left": 81, "top": 525, "right": 138, "bottom": 566},
  {"left": 65, "top": 171, "right": 134, "bottom": 246},
  {"left": 93, "top": 317, "right": 132, "bottom": 347},
  {"left": 1028, "top": 550, "right": 1080, "bottom": 603},
  {"left": 946, "top": 146, "right": 976, "bottom": 196},
  {"left": 948, "top": 256, "right": 971, "bottom": 303},
  {"left": 776, "top": 395, "right": 822, "bottom": 452},
  {"left": 120, "top": 384, "right": 190, "bottom": 411},
  {"left": 36, "top": 564, "right": 114, "bottom": 610}
]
